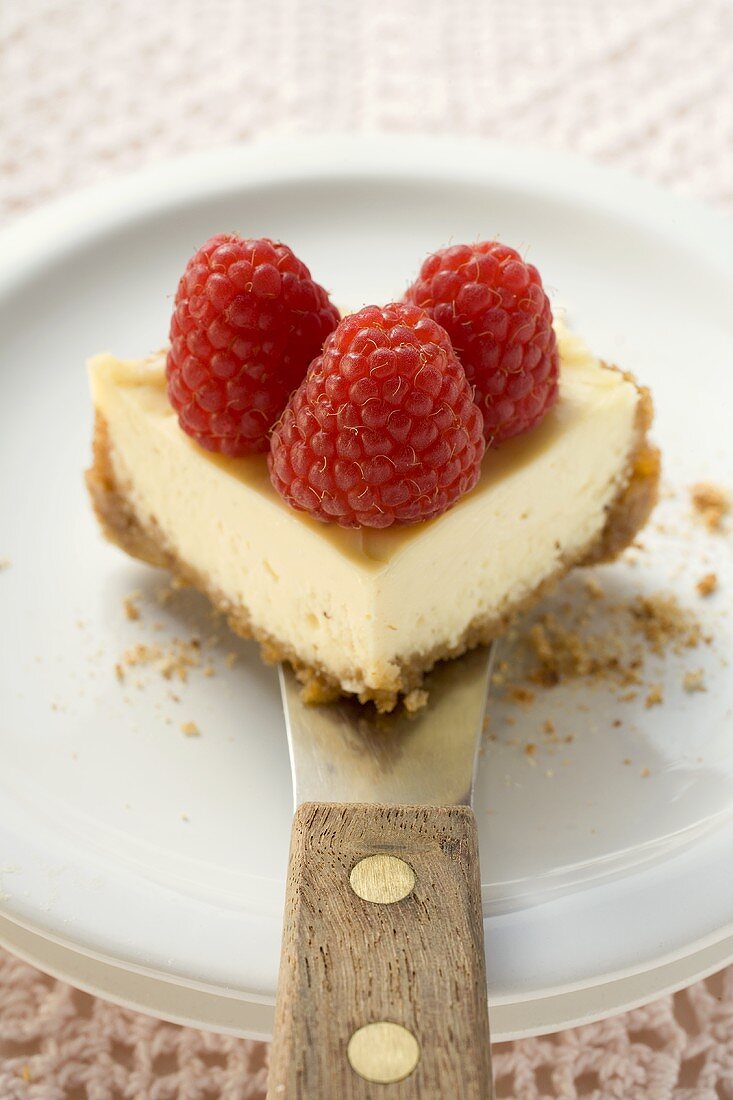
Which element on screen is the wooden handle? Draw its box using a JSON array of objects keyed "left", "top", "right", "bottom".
[{"left": 267, "top": 802, "right": 493, "bottom": 1099}]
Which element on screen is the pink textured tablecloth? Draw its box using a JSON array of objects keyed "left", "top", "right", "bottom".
[{"left": 2, "top": 1, "right": 733, "bottom": 1096}]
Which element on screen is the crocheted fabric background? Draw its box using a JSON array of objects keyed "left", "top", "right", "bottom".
[{"left": 2, "top": 0, "right": 733, "bottom": 1096}]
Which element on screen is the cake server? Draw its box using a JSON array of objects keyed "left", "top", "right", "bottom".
[{"left": 267, "top": 646, "right": 495, "bottom": 1099}]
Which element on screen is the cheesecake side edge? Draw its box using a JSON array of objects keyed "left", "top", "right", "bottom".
[{"left": 579, "top": 365, "right": 660, "bottom": 565}]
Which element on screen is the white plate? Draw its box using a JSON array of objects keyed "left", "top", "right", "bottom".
[{"left": 1, "top": 137, "right": 732, "bottom": 1034}]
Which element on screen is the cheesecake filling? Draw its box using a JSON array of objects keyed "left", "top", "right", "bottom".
[{"left": 88, "top": 325, "right": 644, "bottom": 697}]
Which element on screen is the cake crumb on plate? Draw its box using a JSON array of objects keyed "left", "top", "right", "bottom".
[
  {"left": 583, "top": 575, "right": 604, "bottom": 599},
  {"left": 696, "top": 572, "right": 718, "bottom": 597},
  {"left": 645, "top": 685, "right": 664, "bottom": 708},
  {"left": 630, "top": 594, "right": 702, "bottom": 654},
  {"left": 683, "top": 668, "right": 706, "bottom": 693},
  {"left": 690, "top": 482, "right": 730, "bottom": 530},
  {"left": 122, "top": 592, "right": 141, "bottom": 620}
]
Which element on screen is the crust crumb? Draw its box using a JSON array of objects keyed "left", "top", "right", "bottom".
[
  {"left": 259, "top": 639, "right": 284, "bottom": 666},
  {"left": 181, "top": 721, "right": 200, "bottom": 737},
  {"left": 118, "top": 639, "right": 203, "bottom": 682},
  {"left": 299, "top": 673, "right": 341, "bottom": 706},
  {"left": 404, "top": 688, "right": 429, "bottom": 713},
  {"left": 696, "top": 572, "right": 718, "bottom": 597},
  {"left": 583, "top": 576, "right": 604, "bottom": 600},
  {"left": 500, "top": 581, "right": 714, "bottom": 729},
  {"left": 123, "top": 592, "right": 141, "bottom": 620},
  {"left": 527, "top": 617, "right": 606, "bottom": 685},
  {"left": 509, "top": 685, "right": 536, "bottom": 706},
  {"left": 690, "top": 482, "right": 730, "bottom": 531},
  {"left": 683, "top": 668, "right": 706, "bottom": 694},
  {"left": 630, "top": 594, "right": 702, "bottom": 654}
]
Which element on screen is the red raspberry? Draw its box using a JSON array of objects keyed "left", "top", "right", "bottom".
[
  {"left": 166, "top": 235, "right": 339, "bottom": 456},
  {"left": 405, "top": 241, "right": 559, "bottom": 445},
  {"left": 268, "top": 303, "right": 485, "bottom": 528}
]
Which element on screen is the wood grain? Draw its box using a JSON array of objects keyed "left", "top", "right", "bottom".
[{"left": 267, "top": 802, "right": 492, "bottom": 1099}]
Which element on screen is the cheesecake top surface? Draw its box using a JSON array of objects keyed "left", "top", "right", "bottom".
[{"left": 89, "top": 323, "right": 640, "bottom": 573}]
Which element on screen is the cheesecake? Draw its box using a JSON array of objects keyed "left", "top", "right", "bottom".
[{"left": 86, "top": 321, "right": 659, "bottom": 710}]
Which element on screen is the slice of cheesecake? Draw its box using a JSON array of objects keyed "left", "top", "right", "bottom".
[{"left": 86, "top": 323, "right": 659, "bottom": 710}]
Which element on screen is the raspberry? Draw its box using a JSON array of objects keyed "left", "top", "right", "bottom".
[
  {"left": 268, "top": 303, "right": 485, "bottom": 528},
  {"left": 166, "top": 235, "right": 339, "bottom": 456},
  {"left": 405, "top": 241, "right": 559, "bottom": 445}
]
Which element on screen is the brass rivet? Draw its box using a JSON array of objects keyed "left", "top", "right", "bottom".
[
  {"left": 347, "top": 1021, "right": 420, "bottom": 1083},
  {"left": 349, "top": 854, "right": 415, "bottom": 904}
]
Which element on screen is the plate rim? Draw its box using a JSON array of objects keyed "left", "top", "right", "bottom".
[
  {"left": 2, "top": 908, "right": 733, "bottom": 1043},
  {"left": 1, "top": 133, "right": 732, "bottom": 297}
]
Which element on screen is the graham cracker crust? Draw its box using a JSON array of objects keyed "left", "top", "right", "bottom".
[{"left": 86, "top": 375, "right": 660, "bottom": 711}]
